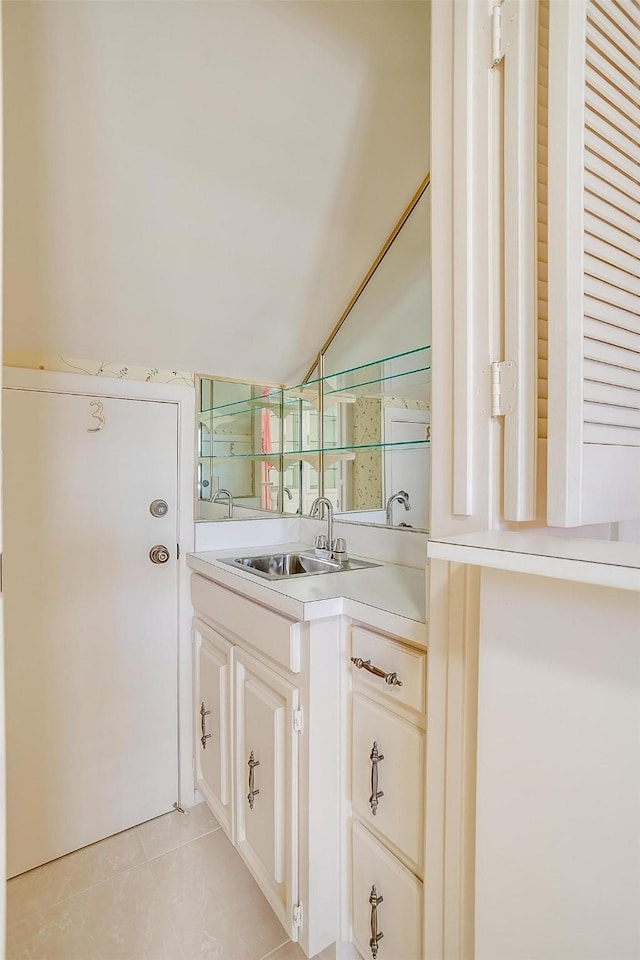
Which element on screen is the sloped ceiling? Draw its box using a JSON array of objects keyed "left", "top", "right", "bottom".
[{"left": 3, "top": 0, "right": 429, "bottom": 384}]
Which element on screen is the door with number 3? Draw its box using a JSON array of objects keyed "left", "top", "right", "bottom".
[{"left": 3, "top": 385, "right": 180, "bottom": 877}]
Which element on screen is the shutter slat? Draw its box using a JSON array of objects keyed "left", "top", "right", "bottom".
[
  {"left": 584, "top": 399, "right": 640, "bottom": 428},
  {"left": 584, "top": 370, "right": 640, "bottom": 406},
  {"left": 584, "top": 421, "right": 640, "bottom": 445},
  {"left": 586, "top": 37, "right": 640, "bottom": 111},
  {"left": 584, "top": 191, "right": 640, "bottom": 242},
  {"left": 584, "top": 276, "right": 640, "bottom": 319},
  {"left": 585, "top": 106, "right": 640, "bottom": 173},
  {"left": 584, "top": 168, "right": 640, "bottom": 224},
  {"left": 588, "top": 3, "right": 640, "bottom": 76},
  {"left": 585, "top": 232, "right": 640, "bottom": 278},
  {"left": 585, "top": 357, "right": 640, "bottom": 388},
  {"left": 611, "top": 0, "right": 640, "bottom": 31},
  {"left": 586, "top": 147, "right": 640, "bottom": 202},
  {"left": 585, "top": 86, "right": 640, "bottom": 149},
  {"left": 586, "top": 62, "right": 640, "bottom": 128},
  {"left": 585, "top": 254, "right": 640, "bottom": 298},
  {"left": 585, "top": 209, "right": 640, "bottom": 257},
  {"left": 584, "top": 336, "right": 640, "bottom": 372},
  {"left": 585, "top": 316, "right": 640, "bottom": 354}
]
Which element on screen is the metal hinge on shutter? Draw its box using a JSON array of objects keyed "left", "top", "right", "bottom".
[
  {"left": 293, "top": 903, "right": 303, "bottom": 929},
  {"left": 492, "top": 2, "right": 504, "bottom": 66},
  {"left": 293, "top": 708, "right": 303, "bottom": 734},
  {"left": 491, "top": 361, "right": 518, "bottom": 417}
]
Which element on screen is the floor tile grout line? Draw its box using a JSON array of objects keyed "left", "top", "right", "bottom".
[
  {"left": 7, "top": 821, "right": 223, "bottom": 929},
  {"left": 142, "top": 822, "right": 222, "bottom": 868},
  {"left": 258, "top": 937, "right": 295, "bottom": 960}
]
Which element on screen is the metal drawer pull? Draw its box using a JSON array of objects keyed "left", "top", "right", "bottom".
[
  {"left": 369, "top": 741, "right": 384, "bottom": 815},
  {"left": 200, "top": 702, "right": 212, "bottom": 749},
  {"left": 247, "top": 751, "right": 260, "bottom": 809},
  {"left": 351, "top": 657, "right": 403, "bottom": 687},
  {"left": 369, "top": 885, "right": 384, "bottom": 958}
]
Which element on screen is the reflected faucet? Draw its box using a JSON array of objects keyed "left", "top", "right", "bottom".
[
  {"left": 211, "top": 488, "right": 233, "bottom": 518},
  {"left": 386, "top": 490, "right": 411, "bottom": 526}
]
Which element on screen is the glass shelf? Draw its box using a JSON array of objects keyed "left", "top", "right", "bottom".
[
  {"left": 200, "top": 388, "right": 282, "bottom": 416},
  {"left": 200, "top": 438, "right": 430, "bottom": 462}
]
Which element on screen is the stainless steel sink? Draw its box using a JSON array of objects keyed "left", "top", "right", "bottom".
[{"left": 220, "top": 551, "right": 380, "bottom": 580}]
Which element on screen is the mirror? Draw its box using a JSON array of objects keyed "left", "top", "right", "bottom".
[
  {"left": 195, "top": 176, "right": 431, "bottom": 530},
  {"left": 196, "top": 376, "right": 286, "bottom": 521},
  {"left": 320, "top": 178, "right": 431, "bottom": 530}
]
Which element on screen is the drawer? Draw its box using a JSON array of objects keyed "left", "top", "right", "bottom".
[
  {"left": 352, "top": 822, "right": 422, "bottom": 960},
  {"left": 191, "top": 574, "right": 301, "bottom": 673},
  {"left": 351, "top": 626, "right": 426, "bottom": 714},
  {"left": 352, "top": 693, "right": 424, "bottom": 872}
]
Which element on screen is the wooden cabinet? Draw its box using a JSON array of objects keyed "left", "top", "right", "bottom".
[
  {"left": 234, "top": 646, "right": 300, "bottom": 939},
  {"left": 348, "top": 623, "right": 426, "bottom": 960},
  {"left": 191, "top": 574, "right": 340, "bottom": 957},
  {"left": 193, "top": 618, "right": 233, "bottom": 841},
  {"left": 352, "top": 823, "right": 422, "bottom": 960}
]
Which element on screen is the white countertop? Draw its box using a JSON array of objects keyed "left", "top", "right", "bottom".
[
  {"left": 428, "top": 531, "right": 640, "bottom": 591},
  {"left": 187, "top": 542, "right": 427, "bottom": 645}
]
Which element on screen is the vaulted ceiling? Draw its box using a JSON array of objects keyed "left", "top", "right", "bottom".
[{"left": 3, "top": 0, "right": 430, "bottom": 384}]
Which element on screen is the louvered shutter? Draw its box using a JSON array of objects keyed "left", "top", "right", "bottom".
[{"left": 547, "top": 0, "right": 640, "bottom": 526}]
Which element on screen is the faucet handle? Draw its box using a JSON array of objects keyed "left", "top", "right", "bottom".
[
  {"left": 332, "top": 537, "right": 348, "bottom": 564},
  {"left": 314, "top": 534, "right": 331, "bottom": 559}
]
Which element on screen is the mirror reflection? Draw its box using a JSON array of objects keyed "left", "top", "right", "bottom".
[
  {"left": 197, "top": 378, "right": 284, "bottom": 521},
  {"left": 319, "top": 178, "right": 431, "bottom": 530},
  {"left": 195, "top": 176, "right": 431, "bottom": 531}
]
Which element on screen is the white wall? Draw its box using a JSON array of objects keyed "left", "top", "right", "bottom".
[
  {"left": 3, "top": 0, "right": 430, "bottom": 385},
  {"left": 475, "top": 568, "right": 640, "bottom": 960}
]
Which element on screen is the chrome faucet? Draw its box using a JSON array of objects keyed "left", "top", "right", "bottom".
[
  {"left": 309, "top": 497, "right": 334, "bottom": 554},
  {"left": 386, "top": 489, "right": 411, "bottom": 526},
  {"left": 309, "top": 496, "right": 348, "bottom": 563},
  {"left": 211, "top": 488, "right": 233, "bottom": 518}
]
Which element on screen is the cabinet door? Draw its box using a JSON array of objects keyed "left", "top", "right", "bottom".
[
  {"left": 234, "top": 647, "right": 299, "bottom": 940},
  {"left": 194, "top": 618, "right": 233, "bottom": 841},
  {"left": 352, "top": 693, "right": 424, "bottom": 873},
  {"left": 352, "top": 822, "right": 422, "bottom": 960}
]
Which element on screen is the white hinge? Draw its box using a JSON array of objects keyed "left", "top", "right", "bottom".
[
  {"left": 293, "top": 708, "right": 303, "bottom": 734},
  {"left": 491, "top": 361, "right": 518, "bottom": 417},
  {"left": 293, "top": 903, "right": 303, "bottom": 929},
  {"left": 491, "top": 2, "right": 504, "bottom": 66}
]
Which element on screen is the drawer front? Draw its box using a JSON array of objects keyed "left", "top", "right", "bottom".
[
  {"left": 352, "top": 694, "right": 424, "bottom": 871},
  {"left": 352, "top": 822, "right": 422, "bottom": 960},
  {"left": 351, "top": 626, "right": 426, "bottom": 714},
  {"left": 191, "top": 574, "right": 300, "bottom": 672}
]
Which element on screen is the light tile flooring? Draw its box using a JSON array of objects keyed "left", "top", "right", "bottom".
[{"left": 6, "top": 803, "right": 333, "bottom": 960}]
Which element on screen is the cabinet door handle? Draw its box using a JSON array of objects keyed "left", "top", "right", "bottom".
[
  {"left": 200, "top": 701, "right": 212, "bottom": 749},
  {"left": 247, "top": 751, "right": 260, "bottom": 809},
  {"left": 369, "top": 741, "right": 384, "bottom": 815},
  {"left": 369, "top": 885, "right": 384, "bottom": 958},
  {"left": 351, "top": 657, "right": 403, "bottom": 687}
]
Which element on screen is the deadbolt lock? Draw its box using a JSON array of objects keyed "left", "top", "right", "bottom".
[
  {"left": 150, "top": 499, "right": 169, "bottom": 518},
  {"left": 149, "top": 544, "right": 170, "bottom": 564}
]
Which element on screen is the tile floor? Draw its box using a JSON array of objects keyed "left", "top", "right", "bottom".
[{"left": 6, "top": 803, "right": 334, "bottom": 960}]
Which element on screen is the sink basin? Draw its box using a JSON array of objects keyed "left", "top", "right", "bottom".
[{"left": 220, "top": 551, "right": 380, "bottom": 580}]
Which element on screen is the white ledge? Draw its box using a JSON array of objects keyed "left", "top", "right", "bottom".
[{"left": 427, "top": 531, "right": 640, "bottom": 592}]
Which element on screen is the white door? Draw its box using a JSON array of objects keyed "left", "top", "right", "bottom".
[
  {"left": 3, "top": 388, "right": 179, "bottom": 877},
  {"left": 383, "top": 409, "right": 431, "bottom": 529}
]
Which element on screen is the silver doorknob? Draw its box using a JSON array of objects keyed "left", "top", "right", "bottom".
[{"left": 149, "top": 544, "right": 170, "bottom": 564}]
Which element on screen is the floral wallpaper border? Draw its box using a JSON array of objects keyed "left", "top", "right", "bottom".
[{"left": 4, "top": 351, "right": 194, "bottom": 387}]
